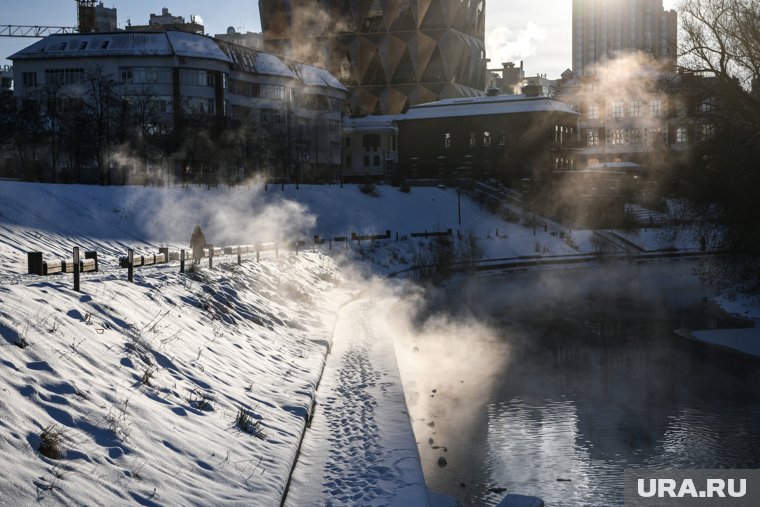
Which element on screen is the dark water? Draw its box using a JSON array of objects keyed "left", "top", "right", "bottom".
[{"left": 405, "top": 261, "right": 760, "bottom": 506}]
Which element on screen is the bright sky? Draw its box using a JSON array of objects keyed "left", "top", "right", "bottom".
[{"left": 1, "top": 1, "right": 679, "bottom": 78}]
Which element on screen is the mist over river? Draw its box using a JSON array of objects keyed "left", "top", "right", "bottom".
[{"left": 395, "top": 260, "right": 760, "bottom": 506}]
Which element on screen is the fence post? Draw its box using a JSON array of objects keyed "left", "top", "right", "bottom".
[
  {"left": 208, "top": 244, "right": 214, "bottom": 269},
  {"left": 180, "top": 249, "right": 185, "bottom": 273},
  {"left": 237, "top": 248, "right": 242, "bottom": 265},
  {"left": 85, "top": 251, "right": 98, "bottom": 272},
  {"left": 28, "top": 252, "right": 43, "bottom": 275},
  {"left": 256, "top": 245, "right": 260, "bottom": 262},
  {"left": 73, "top": 247, "right": 80, "bottom": 292},
  {"left": 158, "top": 247, "right": 169, "bottom": 264},
  {"left": 128, "top": 249, "right": 134, "bottom": 283}
]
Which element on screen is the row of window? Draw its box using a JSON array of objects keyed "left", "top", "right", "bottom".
[
  {"left": 442, "top": 131, "right": 508, "bottom": 149},
  {"left": 586, "top": 125, "right": 714, "bottom": 146},
  {"left": 586, "top": 99, "right": 663, "bottom": 120},
  {"left": 344, "top": 134, "right": 398, "bottom": 152}
]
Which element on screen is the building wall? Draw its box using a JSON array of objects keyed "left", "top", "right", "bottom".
[
  {"left": 260, "top": 0, "right": 487, "bottom": 115},
  {"left": 558, "top": 71, "right": 703, "bottom": 170},
  {"left": 572, "top": 0, "right": 677, "bottom": 76},
  {"left": 10, "top": 33, "right": 347, "bottom": 183},
  {"left": 342, "top": 116, "right": 399, "bottom": 180},
  {"left": 397, "top": 109, "right": 578, "bottom": 184}
]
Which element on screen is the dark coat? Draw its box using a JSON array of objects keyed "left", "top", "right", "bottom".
[{"left": 190, "top": 227, "right": 206, "bottom": 261}]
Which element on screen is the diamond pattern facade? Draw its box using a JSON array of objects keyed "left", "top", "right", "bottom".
[{"left": 260, "top": 0, "right": 486, "bottom": 114}]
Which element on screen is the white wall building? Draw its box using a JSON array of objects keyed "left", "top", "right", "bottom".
[
  {"left": 9, "top": 31, "right": 347, "bottom": 183},
  {"left": 342, "top": 115, "right": 401, "bottom": 181}
]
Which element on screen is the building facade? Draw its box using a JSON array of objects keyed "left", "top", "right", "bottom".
[
  {"left": 572, "top": 0, "right": 677, "bottom": 76},
  {"left": 396, "top": 89, "right": 579, "bottom": 185},
  {"left": 10, "top": 31, "right": 346, "bottom": 183},
  {"left": 259, "top": 0, "right": 487, "bottom": 115},
  {"left": 342, "top": 114, "right": 401, "bottom": 180},
  {"left": 557, "top": 68, "right": 710, "bottom": 172}
]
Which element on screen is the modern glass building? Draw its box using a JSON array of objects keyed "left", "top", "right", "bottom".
[{"left": 260, "top": 0, "right": 487, "bottom": 115}]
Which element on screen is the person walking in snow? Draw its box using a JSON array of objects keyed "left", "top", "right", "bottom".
[{"left": 190, "top": 225, "right": 206, "bottom": 265}]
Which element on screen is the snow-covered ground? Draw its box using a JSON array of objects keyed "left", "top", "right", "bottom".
[{"left": 1, "top": 180, "right": 757, "bottom": 506}]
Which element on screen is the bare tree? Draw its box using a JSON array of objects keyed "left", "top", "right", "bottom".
[{"left": 675, "top": 0, "right": 760, "bottom": 296}]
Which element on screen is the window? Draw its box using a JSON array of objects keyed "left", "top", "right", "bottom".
[
  {"left": 483, "top": 131, "right": 491, "bottom": 147},
  {"left": 47, "top": 96, "right": 84, "bottom": 114},
  {"left": 699, "top": 123, "right": 715, "bottom": 142},
  {"left": 260, "top": 84, "right": 285, "bottom": 100},
  {"left": 260, "top": 108, "right": 283, "bottom": 125},
  {"left": 122, "top": 67, "right": 172, "bottom": 85},
  {"left": 374, "top": 155, "right": 381, "bottom": 166},
  {"left": 362, "top": 134, "right": 380, "bottom": 151},
  {"left": 587, "top": 103, "right": 599, "bottom": 120},
  {"left": 100, "top": 40, "right": 110, "bottom": 49},
  {"left": 146, "top": 96, "right": 172, "bottom": 114},
  {"left": 610, "top": 129, "right": 625, "bottom": 145},
  {"left": 78, "top": 41, "right": 88, "bottom": 51},
  {"left": 587, "top": 129, "right": 599, "bottom": 146},
  {"left": 44, "top": 68, "right": 85, "bottom": 86},
  {"left": 328, "top": 119, "right": 340, "bottom": 133},
  {"left": 22, "top": 72, "right": 38, "bottom": 89},
  {"left": 499, "top": 130, "right": 506, "bottom": 146},
  {"left": 676, "top": 127, "right": 688, "bottom": 144},
  {"left": 443, "top": 133, "right": 451, "bottom": 148},
  {"left": 611, "top": 100, "right": 624, "bottom": 119},
  {"left": 646, "top": 127, "right": 665, "bottom": 144},
  {"left": 700, "top": 97, "right": 714, "bottom": 114},
  {"left": 185, "top": 97, "right": 215, "bottom": 115},
  {"left": 469, "top": 132, "right": 476, "bottom": 147},
  {"left": 649, "top": 99, "right": 662, "bottom": 117},
  {"left": 631, "top": 129, "right": 642, "bottom": 144},
  {"left": 180, "top": 69, "right": 213, "bottom": 87}
]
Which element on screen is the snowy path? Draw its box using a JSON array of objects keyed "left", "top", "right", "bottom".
[{"left": 284, "top": 295, "right": 428, "bottom": 507}]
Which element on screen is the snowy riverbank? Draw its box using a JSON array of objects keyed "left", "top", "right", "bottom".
[{"left": 1, "top": 180, "right": 756, "bottom": 506}]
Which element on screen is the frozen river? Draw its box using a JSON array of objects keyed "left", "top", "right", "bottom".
[{"left": 397, "top": 260, "right": 760, "bottom": 506}]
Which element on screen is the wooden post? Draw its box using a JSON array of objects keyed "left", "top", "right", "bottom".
[
  {"left": 158, "top": 247, "right": 169, "bottom": 264},
  {"left": 85, "top": 251, "right": 98, "bottom": 272},
  {"left": 180, "top": 249, "right": 185, "bottom": 273},
  {"left": 27, "top": 252, "right": 43, "bottom": 275},
  {"left": 73, "top": 247, "right": 80, "bottom": 292},
  {"left": 237, "top": 249, "right": 242, "bottom": 265},
  {"left": 256, "top": 246, "right": 260, "bottom": 262},
  {"left": 128, "top": 249, "right": 134, "bottom": 283},
  {"left": 208, "top": 244, "right": 214, "bottom": 269}
]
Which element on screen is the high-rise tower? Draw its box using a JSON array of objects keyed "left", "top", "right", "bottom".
[
  {"left": 572, "top": 0, "right": 677, "bottom": 76},
  {"left": 260, "top": 0, "right": 487, "bottom": 114}
]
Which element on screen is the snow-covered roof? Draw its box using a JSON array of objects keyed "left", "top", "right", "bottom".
[
  {"left": 253, "top": 52, "right": 295, "bottom": 78},
  {"left": 9, "top": 32, "right": 173, "bottom": 59},
  {"left": 9, "top": 31, "right": 346, "bottom": 85},
  {"left": 166, "top": 31, "right": 230, "bottom": 62},
  {"left": 344, "top": 114, "right": 403, "bottom": 133},
  {"left": 398, "top": 94, "right": 579, "bottom": 122},
  {"left": 291, "top": 62, "right": 348, "bottom": 91}
]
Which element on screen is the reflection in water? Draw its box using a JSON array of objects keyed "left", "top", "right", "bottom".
[{"left": 401, "top": 262, "right": 760, "bottom": 506}]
